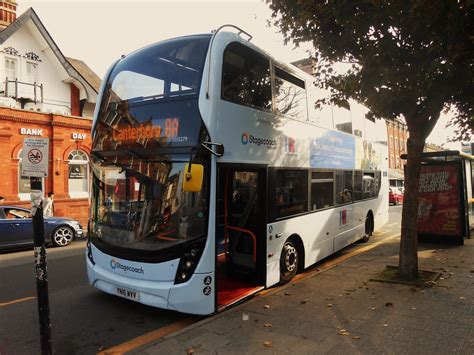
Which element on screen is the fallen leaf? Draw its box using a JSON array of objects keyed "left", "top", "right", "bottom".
[
  {"left": 385, "top": 302, "right": 394, "bottom": 307},
  {"left": 326, "top": 297, "right": 332, "bottom": 300},
  {"left": 301, "top": 299, "right": 309, "bottom": 304},
  {"left": 459, "top": 297, "right": 466, "bottom": 300},
  {"left": 370, "top": 307, "right": 376, "bottom": 310},
  {"left": 264, "top": 323, "right": 272, "bottom": 328},
  {"left": 263, "top": 341, "right": 272, "bottom": 348},
  {"left": 327, "top": 304, "right": 333, "bottom": 307},
  {"left": 383, "top": 324, "right": 388, "bottom": 327},
  {"left": 352, "top": 336, "right": 361, "bottom": 340},
  {"left": 263, "top": 305, "right": 270, "bottom": 309},
  {"left": 338, "top": 329, "right": 350, "bottom": 336},
  {"left": 187, "top": 348, "right": 195, "bottom": 354}
]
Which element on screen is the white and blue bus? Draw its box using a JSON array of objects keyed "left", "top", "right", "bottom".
[{"left": 86, "top": 26, "right": 389, "bottom": 315}]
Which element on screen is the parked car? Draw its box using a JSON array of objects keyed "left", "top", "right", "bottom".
[
  {"left": 0, "top": 205, "right": 84, "bottom": 251},
  {"left": 389, "top": 187, "right": 404, "bottom": 205}
]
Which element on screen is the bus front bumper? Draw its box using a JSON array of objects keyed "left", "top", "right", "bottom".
[{"left": 86, "top": 254, "right": 215, "bottom": 315}]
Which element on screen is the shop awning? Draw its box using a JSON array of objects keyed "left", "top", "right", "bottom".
[{"left": 389, "top": 169, "right": 404, "bottom": 180}]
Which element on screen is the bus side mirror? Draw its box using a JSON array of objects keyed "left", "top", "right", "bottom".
[{"left": 183, "top": 164, "right": 204, "bottom": 192}]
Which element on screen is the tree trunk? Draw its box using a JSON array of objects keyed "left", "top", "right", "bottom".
[{"left": 398, "top": 132, "right": 426, "bottom": 281}]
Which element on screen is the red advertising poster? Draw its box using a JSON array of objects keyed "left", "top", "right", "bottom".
[{"left": 417, "top": 163, "right": 461, "bottom": 237}]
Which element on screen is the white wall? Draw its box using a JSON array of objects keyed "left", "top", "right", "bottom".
[{"left": 0, "top": 19, "right": 73, "bottom": 115}]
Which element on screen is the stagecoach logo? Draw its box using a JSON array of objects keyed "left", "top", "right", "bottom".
[
  {"left": 241, "top": 132, "right": 277, "bottom": 149},
  {"left": 110, "top": 259, "right": 144, "bottom": 274}
]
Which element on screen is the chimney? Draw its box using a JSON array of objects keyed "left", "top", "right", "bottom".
[{"left": 0, "top": 1, "right": 17, "bottom": 31}]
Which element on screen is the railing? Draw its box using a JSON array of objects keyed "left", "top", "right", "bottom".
[
  {"left": 225, "top": 225, "right": 257, "bottom": 264},
  {"left": 3, "top": 78, "right": 44, "bottom": 104}
]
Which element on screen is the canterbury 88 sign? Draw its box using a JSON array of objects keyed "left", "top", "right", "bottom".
[{"left": 21, "top": 138, "right": 49, "bottom": 177}]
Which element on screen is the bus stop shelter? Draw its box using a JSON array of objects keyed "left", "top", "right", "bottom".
[{"left": 401, "top": 150, "right": 473, "bottom": 245}]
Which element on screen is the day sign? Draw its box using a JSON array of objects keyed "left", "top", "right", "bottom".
[{"left": 21, "top": 138, "right": 49, "bottom": 177}]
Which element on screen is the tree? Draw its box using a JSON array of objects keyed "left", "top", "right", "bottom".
[{"left": 267, "top": 0, "right": 473, "bottom": 280}]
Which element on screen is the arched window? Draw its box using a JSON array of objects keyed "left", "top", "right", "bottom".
[
  {"left": 18, "top": 149, "right": 44, "bottom": 200},
  {"left": 68, "top": 150, "right": 89, "bottom": 198}
]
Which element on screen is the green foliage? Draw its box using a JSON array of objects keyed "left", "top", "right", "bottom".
[{"left": 268, "top": 0, "right": 473, "bottom": 139}]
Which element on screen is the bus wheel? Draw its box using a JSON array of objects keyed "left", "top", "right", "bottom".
[
  {"left": 361, "top": 213, "right": 373, "bottom": 243},
  {"left": 279, "top": 240, "right": 299, "bottom": 284}
]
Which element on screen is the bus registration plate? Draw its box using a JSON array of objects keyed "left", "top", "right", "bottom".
[{"left": 116, "top": 286, "right": 140, "bottom": 301}]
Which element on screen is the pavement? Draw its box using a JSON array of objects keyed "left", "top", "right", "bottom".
[{"left": 135, "top": 236, "right": 474, "bottom": 354}]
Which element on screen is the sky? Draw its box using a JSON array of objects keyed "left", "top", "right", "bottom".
[{"left": 16, "top": 0, "right": 463, "bottom": 149}]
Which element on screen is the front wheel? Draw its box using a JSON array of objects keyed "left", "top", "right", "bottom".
[
  {"left": 279, "top": 240, "right": 299, "bottom": 284},
  {"left": 52, "top": 226, "right": 74, "bottom": 247}
]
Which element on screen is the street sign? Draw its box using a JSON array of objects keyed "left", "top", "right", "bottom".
[{"left": 21, "top": 138, "right": 49, "bottom": 177}]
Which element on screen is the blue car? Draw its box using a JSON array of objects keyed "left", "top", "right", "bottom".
[{"left": 0, "top": 205, "right": 84, "bottom": 251}]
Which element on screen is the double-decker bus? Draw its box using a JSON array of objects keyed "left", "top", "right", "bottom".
[{"left": 87, "top": 26, "right": 389, "bottom": 315}]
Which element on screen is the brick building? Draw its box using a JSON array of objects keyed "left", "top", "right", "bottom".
[
  {"left": 386, "top": 119, "right": 408, "bottom": 188},
  {"left": 0, "top": 3, "right": 100, "bottom": 227}
]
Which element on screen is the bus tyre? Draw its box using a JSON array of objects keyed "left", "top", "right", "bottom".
[
  {"left": 361, "top": 214, "right": 373, "bottom": 243},
  {"left": 279, "top": 240, "right": 298, "bottom": 284}
]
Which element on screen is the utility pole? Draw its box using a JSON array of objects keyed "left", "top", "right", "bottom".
[
  {"left": 22, "top": 137, "right": 52, "bottom": 355},
  {"left": 31, "top": 177, "right": 52, "bottom": 355}
]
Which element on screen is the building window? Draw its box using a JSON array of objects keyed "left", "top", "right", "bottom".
[
  {"left": 18, "top": 149, "right": 44, "bottom": 200},
  {"left": 68, "top": 150, "right": 89, "bottom": 198},
  {"left": 26, "top": 61, "right": 39, "bottom": 84},
  {"left": 5, "top": 57, "right": 17, "bottom": 79}
]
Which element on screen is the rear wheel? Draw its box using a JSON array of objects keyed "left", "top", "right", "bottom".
[
  {"left": 52, "top": 226, "right": 74, "bottom": 247},
  {"left": 279, "top": 239, "right": 299, "bottom": 284}
]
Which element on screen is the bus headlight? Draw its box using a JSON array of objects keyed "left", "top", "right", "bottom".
[{"left": 174, "top": 243, "right": 204, "bottom": 284}]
